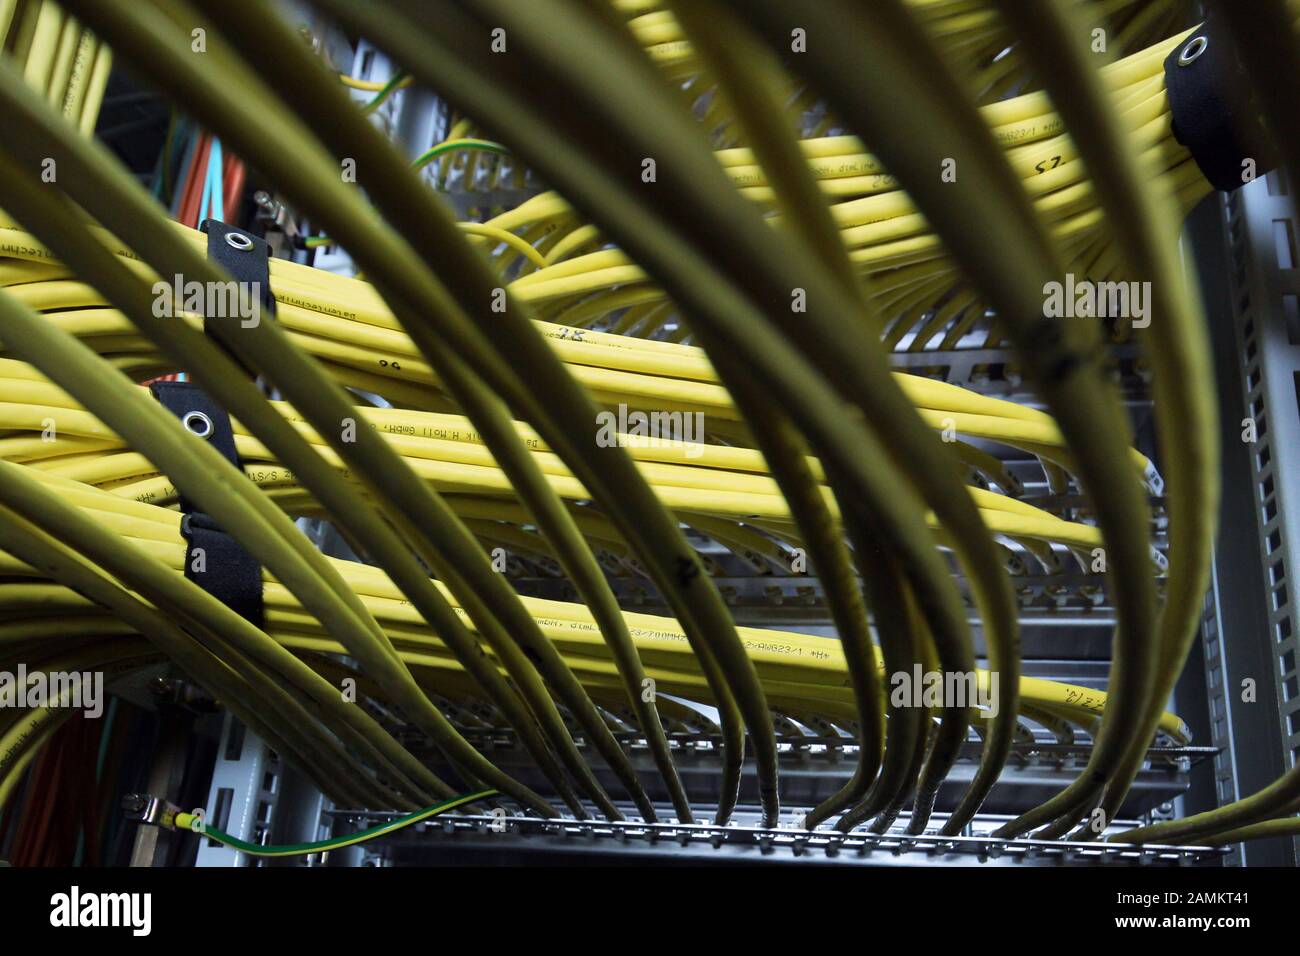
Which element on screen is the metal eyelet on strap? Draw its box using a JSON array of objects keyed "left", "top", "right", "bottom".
[
  {"left": 224, "top": 231, "right": 255, "bottom": 251},
  {"left": 1178, "top": 35, "right": 1208, "bottom": 67},
  {"left": 182, "top": 409, "right": 214, "bottom": 439}
]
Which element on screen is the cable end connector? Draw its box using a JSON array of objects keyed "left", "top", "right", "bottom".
[
  {"left": 1142, "top": 461, "right": 1165, "bottom": 497},
  {"left": 121, "top": 793, "right": 182, "bottom": 830}
]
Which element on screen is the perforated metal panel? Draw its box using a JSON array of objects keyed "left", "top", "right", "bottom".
[{"left": 1196, "top": 170, "right": 1300, "bottom": 865}]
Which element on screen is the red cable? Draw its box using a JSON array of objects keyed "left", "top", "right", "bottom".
[
  {"left": 4, "top": 752, "right": 48, "bottom": 865},
  {"left": 172, "top": 130, "right": 206, "bottom": 221},
  {"left": 179, "top": 133, "right": 212, "bottom": 228},
  {"left": 8, "top": 750, "right": 52, "bottom": 865},
  {"left": 38, "top": 723, "right": 78, "bottom": 866},
  {"left": 186, "top": 133, "right": 213, "bottom": 224},
  {"left": 12, "top": 741, "right": 62, "bottom": 866},
  {"left": 223, "top": 155, "right": 246, "bottom": 221}
]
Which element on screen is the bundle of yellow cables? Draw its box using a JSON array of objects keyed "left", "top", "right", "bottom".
[{"left": 1, "top": 0, "right": 1296, "bottom": 853}]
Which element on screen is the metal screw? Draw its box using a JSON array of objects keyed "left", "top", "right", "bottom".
[{"left": 121, "top": 793, "right": 147, "bottom": 814}]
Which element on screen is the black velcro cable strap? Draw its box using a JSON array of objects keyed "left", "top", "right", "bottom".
[
  {"left": 1164, "top": 16, "right": 1278, "bottom": 193},
  {"left": 149, "top": 382, "right": 240, "bottom": 511},
  {"left": 178, "top": 512, "right": 265, "bottom": 626},
  {"left": 199, "top": 218, "right": 276, "bottom": 334},
  {"left": 149, "top": 380, "right": 265, "bottom": 627}
]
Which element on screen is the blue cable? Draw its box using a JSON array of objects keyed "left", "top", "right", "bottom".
[{"left": 206, "top": 138, "right": 225, "bottom": 223}]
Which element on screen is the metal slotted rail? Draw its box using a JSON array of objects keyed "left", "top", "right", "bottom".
[{"left": 323, "top": 806, "right": 1223, "bottom": 867}]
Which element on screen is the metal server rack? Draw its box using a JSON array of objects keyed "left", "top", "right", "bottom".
[
  {"left": 167, "top": 27, "right": 1295, "bottom": 868},
  {"left": 1189, "top": 170, "right": 1300, "bottom": 867}
]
